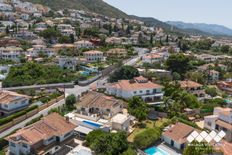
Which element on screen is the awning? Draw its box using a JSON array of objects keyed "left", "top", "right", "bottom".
[{"left": 75, "top": 126, "right": 93, "bottom": 135}]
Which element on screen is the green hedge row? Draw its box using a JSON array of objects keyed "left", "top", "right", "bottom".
[{"left": 0, "top": 105, "right": 38, "bottom": 126}]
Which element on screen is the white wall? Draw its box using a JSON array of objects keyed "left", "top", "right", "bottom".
[{"left": 1, "top": 98, "right": 29, "bottom": 111}]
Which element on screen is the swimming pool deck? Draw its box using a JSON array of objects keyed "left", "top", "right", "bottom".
[{"left": 156, "top": 143, "right": 182, "bottom": 155}]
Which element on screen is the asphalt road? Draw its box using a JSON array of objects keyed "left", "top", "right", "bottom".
[
  {"left": 0, "top": 55, "right": 141, "bottom": 138},
  {"left": 0, "top": 99, "right": 65, "bottom": 138}
]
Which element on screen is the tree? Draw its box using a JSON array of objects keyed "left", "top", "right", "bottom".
[
  {"left": 149, "top": 34, "right": 153, "bottom": 45},
  {"left": 5, "top": 26, "right": 10, "bottom": 34},
  {"left": 39, "top": 27, "right": 61, "bottom": 41},
  {"left": 185, "top": 71, "right": 206, "bottom": 84},
  {"left": 134, "top": 128, "right": 161, "bottom": 149},
  {"left": 166, "top": 35, "right": 169, "bottom": 43},
  {"left": 128, "top": 96, "right": 148, "bottom": 121},
  {"left": 69, "top": 34, "right": 75, "bottom": 43},
  {"left": 108, "top": 24, "right": 112, "bottom": 35},
  {"left": 121, "top": 147, "right": 137, "bottom": 155},
  {"left": 58, "top": 35, "right": 71, "bottom": 43},
  {"left": 138, "top": 33, "right": 144, "bottom": 45},
  {"left": 109, "top": 66, "right": 140, "bottom": 82},
  {"left": 205, "top": 87, "right": 217, "bottom": 97},
  {"left": 166, "top": 54, "right": 192, "bottom": 76},
  {"left": 220, "top": 45, "right": 230, "bottom": 53},
  {"left": 172, "top": 72, "right": 181, "bottom": 81},
  {"left": 65, "top": 94, "right": 76, "bottom": 107},
  {"left": 86, "top": 130, "right": 129, "bottom": 155},
  {"left": 126, "top": 25, "right": 131, "bottom": 34}
]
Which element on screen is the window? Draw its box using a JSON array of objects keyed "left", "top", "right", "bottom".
[
  {"left": 139, "top": 90, "right": 143, "bottom": 93},
  {"left": 48, "top": 137, "right": 54, "bottom": 142},
  {"left": 107, "top": 109, "right": 110, "bottom": 112},
  {"left": 22, "top": 143, "right": 27, "bottom": 148},
  {"left": 4, "top": 105, "right": 8, "bottom": 108},
  {"left": 10, "top": 142, "right": 16, "bottom": 147},
  {"left": 134, "top": 91, "right": 137, "bottom": 94},
  {"left": 146, "top": 90, "right": 150, "bottom": 93},
  {"left": 64, "top": 132, "right": 71, "bottom": 138}
]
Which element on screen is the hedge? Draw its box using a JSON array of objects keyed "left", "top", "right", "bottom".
[
  {"left": 0, "top": 105, "right": 38, "bottom": 126},
  {"left": 172, "top": 116, "right": 198, "bottom": 128}
]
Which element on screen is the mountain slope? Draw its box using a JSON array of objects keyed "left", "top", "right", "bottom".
[
  {"left": 25, "top": 0, "right": 214, "bottom": 36},
  {"left": 167, "top": 21, "right": 232, "bottom": 36},
  {"left": 132, "top": 16, "right": 209, "bottom": 36},
  {"left": 24, "top": 0, "right": 129, "bottom": 18}
]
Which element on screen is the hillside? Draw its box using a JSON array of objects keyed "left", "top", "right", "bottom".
[
  {"left": 167, "top": 21, "right": 232, "bottom": 36},
  {"left": 132, "top": 16, "right": 209, "bottom": 36},
  {"left": 24, "top": 0, "right": 129, "bottom": 18},
  {"left": 25, "top": 0, "right": 213, "bottom": 36}
]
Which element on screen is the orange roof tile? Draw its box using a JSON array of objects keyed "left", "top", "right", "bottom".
[
  {"left": 110, "top": 78, "right": 162, "bottom": 91},
  {"left": 0, "top": 90, "right": 30, "bottom": 105},
  {"left": 179, "top": 80, "right": 202, "bottom": 88},
  {"left": 163, "top": 122, "right": 195, "bottom": 144},
  {"left": 5, "top": 113, "right": 75, "bottom": 145}
]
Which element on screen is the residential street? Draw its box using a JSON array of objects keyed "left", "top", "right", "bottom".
[{"left": 0, "top": 55, "right": 141, "bottom": 139}]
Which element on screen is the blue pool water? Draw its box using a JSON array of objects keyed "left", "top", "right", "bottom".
[
  {"left": 83, "top": 120, "right": 102, "bottom": 128},
  {"left": 144, "top": 147, "right": 169, "bottom": 155}
]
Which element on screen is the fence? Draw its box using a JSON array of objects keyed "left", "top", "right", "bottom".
[{"left": 0, "top": 95, "right": 64, "bottom": 133}]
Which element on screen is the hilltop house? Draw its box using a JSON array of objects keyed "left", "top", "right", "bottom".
[
  {"left": 74, "top": 40, "right": 94, "bottom": 49},
  {"left": 5, "top": 113, "right": 76, "bottom": 155},
  {"left": 26, "top": 45, "right": 54, "bottom": 58},
  {"left": 142, "top": 53, "right": 162, "bottom": 64},
  {"left": 179, "top": 80, "right": 205, "bottom": 98},
  {"left": 204, "top": 107, "right": 232, "bottom": 142},
  {"left": 83, "top": 50, "right": 104, "bottom": 62},
  {"left": 162, "top": 122, "right": 195, "bottom": 150},
  {"left": 106, "top": 76, "right": 164, "bottom": 103},
  {"left": 106, "top": 48, "right": 127, "bottom": 58},
  {"left": 0, "top": 46, "right": 23, "bottom": 62},
  {"left": 58, "top": 57, "right": 77, "bottom": 71},
  {"left": 217, "top": 81, "right": 232, "bottom": 95},
  {"left": 0, "top": 90, "right": 30, "bottom": 116}
]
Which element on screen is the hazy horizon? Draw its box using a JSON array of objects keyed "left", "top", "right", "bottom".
[{"left": 104, "top": 0, "right": 232, "bottom": 29}]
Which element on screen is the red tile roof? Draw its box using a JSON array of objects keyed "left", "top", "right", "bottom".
[
  {"left": 6, "top": 113, "right": 75, "bottom": 145},
  {"left": 163, "top": 122, "right": 195, "bottom": 144}
]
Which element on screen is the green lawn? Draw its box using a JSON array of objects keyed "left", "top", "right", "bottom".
[{"left": 127, "top": 118, "right": 170, "bottom": 142}]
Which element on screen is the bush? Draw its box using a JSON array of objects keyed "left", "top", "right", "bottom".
[
  {"left": 0, "top": 105, "right": 38, "bottom": 126},
  {"left": 3, "top": 62, "right": 79, "bottom": 87},
  {"left": 172, "top": 117, "right": 198, "bottom": 128},
  {"left": 25, "top": 115, "right": 43, "bottom": 126},
  {"left": 86, "top": 130, "right": 129, "bottom": 155},
  {"left": 134, "top": 128, "right": 161, "bottom": 149}
]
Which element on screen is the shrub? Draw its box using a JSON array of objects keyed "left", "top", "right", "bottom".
[
  {"left": 0, "top": 105, "right": 38, "bottom": 126},
  {"left": 134, "top": 128, "right": 161, "bottom": 149}
]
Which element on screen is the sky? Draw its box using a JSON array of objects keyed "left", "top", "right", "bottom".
[{"left": 104, "top": 0, "right": 232, "bottom": 29}]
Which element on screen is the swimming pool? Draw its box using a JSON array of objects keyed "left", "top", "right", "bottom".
[
  {"left": 144, "top": 147, "right": 169, "bottom": 155},
  {"left": 83, "top": 120, "right": 102, "bottom": 128}
]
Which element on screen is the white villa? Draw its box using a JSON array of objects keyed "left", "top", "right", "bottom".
[
  {"left": 0, "top": 46, "right": 23, "bottom": 62},
  {"left": 106, "top": 76, "right": 163, "bottom": 103},
  {"left": 0, "top": 90, "right": 30, "bottom": 116},
  {"left": 204, "top": 107, "right": 232, "bottom": 142},
  {"left": 75, "top": 40, "right": 94, "bottom": 49},
  {"left": 83, "top": 50, "right": 104, "bottom": 62}
]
